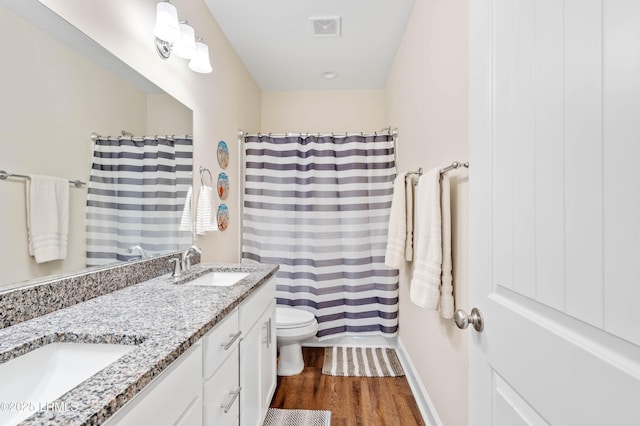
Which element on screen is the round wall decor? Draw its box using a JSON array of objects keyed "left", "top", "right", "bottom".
[{"left": 217, "top": 141, "right": 229, "bottom": 169}]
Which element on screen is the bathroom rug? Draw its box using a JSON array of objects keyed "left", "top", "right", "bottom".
[
  {"left": 262, "top": 408, "right": 331, "bottom": 426},
  {"left": 322, "top": 346, "right": 405, "bottom": 377}
]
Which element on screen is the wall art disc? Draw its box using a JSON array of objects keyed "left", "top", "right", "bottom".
[
  {"left": 217, "top": 203, "right": 229, "bottom": 231},
  {"left": 217, "top": 172, "right": 229, "bottom": 200},
  {"left": 217, "top": 140, "right": 229, "bottom": 169}
]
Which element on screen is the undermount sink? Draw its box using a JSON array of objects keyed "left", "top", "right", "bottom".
[
  {"left": 184, "top": 271, "right": 250, "bottom": 287},
  {"left": 0, "top": 342, "right": 136, "bottom": 426}
]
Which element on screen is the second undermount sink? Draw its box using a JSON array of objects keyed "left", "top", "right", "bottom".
[
  {"left": 0, "top": 342, "right": 136, "bottom": 426},
  {"left": 184, "top": 271, "right": 250, "bottom": 287}
]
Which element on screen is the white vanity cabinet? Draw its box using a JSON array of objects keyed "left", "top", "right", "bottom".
[
  {"left": 104, "top": 343, "right": 203, "bottom": 426},
  {"left": 105, "top": 277, "right": 276, "bottom": 426},
  {"left": 239, "top": 280, "right": 277, "bottom": 426}
]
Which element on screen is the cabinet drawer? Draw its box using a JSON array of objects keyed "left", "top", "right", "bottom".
[
  {"left": 204, "top": 346, "right": 240, "bottom": 426},
  {"left": 203, "top": 308, "right": 240, "bottom": 379},
  {"left": 239, "top": 278, "right": 275, "bottom": 333},
  {"left": 105, "top": 343, "right": 202, "bottom": 425}
]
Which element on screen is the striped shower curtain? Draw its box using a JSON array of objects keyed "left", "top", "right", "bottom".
[
  {"left": 86, "top": 136, "right": 193, "bottom": 266},
  {"left": 243, "top": 134, "right": 399, "bottom": 338}
]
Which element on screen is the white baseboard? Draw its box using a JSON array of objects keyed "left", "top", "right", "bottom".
[{"left": 395, "top": 337, "right": 443, "bottom": 426}]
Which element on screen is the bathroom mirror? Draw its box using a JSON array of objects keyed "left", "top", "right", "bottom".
[{"left": 0, "top": 1, "right": 193, "bottom": 289}]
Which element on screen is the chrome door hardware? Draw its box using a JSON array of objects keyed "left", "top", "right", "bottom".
[{"left": 454, "top": 307, "right": 484, "bottom": 332}]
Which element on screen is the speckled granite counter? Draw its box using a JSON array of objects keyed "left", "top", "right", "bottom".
[{"left": 0, "top": 262, "right": 278, "bottom": 425}]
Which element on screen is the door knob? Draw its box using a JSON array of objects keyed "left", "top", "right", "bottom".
[{"left": 454, "top": 307, "right": 484, "bottom": 332}]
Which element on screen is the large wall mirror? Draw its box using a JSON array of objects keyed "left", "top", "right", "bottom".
[{"left": 0, "top": 1, "right": 193, "bottom": 290}]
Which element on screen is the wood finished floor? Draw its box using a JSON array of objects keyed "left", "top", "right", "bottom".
[{"left": 270, "top": 347, "right": 425, "bottom": 426}]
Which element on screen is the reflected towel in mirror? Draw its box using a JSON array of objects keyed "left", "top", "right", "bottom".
[
  {"left": 26, "top": 175, "right": 69, "bottom": 263},
  {"left": 179, "top": 186, "right": 194, "bottom": 234}
]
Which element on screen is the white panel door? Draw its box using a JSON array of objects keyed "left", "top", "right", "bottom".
[{"left": 469, "top": 0, "right": 640, "bottom": 424}]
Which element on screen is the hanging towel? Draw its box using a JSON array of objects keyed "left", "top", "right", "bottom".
[
  {"left": 384, "top": 175, "right": 406, "bottom": 269},
  {"left": 410, "top": 168, "right": 442, "bottom": 309},
  {"left": 404, "top": 174, "right": 415, "bottom": 261},
  {"left": 178, "top": 186, "right": 193, "bottom": 233},
  {"left": 196, "top": 184, "right": 218, "bottom": 234},
  {"left": 26, "top": 175, "right": 69, "bottom": 263},
  {"left": 439, "top": 173, "right": 454, "bottom": 318}
]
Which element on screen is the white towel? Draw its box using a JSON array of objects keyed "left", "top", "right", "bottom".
[
  {"left": 439, "top": 173, "right": 454, "bottom": 318},
  {"left": 178, "top": 186, "right": 193, "bottom": 233},
  {"left": 26, "top": 175, "right": 69, "bottom": 263},
  {"left": 405, "top": 174, "right": 415, "bottom": 261},
  {"left": 196, "top": 184, "right": 218, "bottom": 235},
  {"left": 384, "top": 175, "right": 407, "bottom": 269},
  {"left": 410, "top": 168, "right": 442, "bottom": 309}
]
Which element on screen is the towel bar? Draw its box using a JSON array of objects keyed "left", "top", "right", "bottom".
[{"left": 0, "top": 170, "right": 86, "bottom": 188}]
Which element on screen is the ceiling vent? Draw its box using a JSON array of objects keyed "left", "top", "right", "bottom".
[{"left": 310, "top": 17, "right": 341, "bottom": 37}]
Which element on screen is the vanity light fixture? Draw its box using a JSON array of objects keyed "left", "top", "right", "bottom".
[
  {"left": 153, "top": 1, "right": 212, "bottom": 73},
  {"left": 153, "top": 1, "right": 180, "bottom": 42},
  {"left": 172, "top": 22, "right": 197, "bottom": 59},
  {"left": 189, "top": 39, "right": 213, "bottom": 73}
]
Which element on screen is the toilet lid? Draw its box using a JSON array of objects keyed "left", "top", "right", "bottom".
[{"left": 276, "top": 307, "right": 316, "bottom": 329}]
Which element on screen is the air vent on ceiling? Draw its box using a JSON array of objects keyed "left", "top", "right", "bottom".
[{"left": 310, "top": 17, "right": 341, "bottom": 37}]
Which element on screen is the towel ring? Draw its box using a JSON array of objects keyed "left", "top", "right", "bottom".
[{"left": 199, "top": 166, "right": 213, "bottom": 186}]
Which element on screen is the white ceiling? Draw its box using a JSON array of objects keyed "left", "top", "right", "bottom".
[{"left": 204, "top": 0, "right": 416, "bottom": 91}]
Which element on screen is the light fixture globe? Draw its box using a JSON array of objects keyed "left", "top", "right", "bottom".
[
  {"left": 172, "top": 22, "right": 197, "bottom": 59},
  {"left": 153, "top": 1, "right": 180, "bottom": 43},
  {"left": 188, "top": 41, "right": 213, "bottom": 73}
]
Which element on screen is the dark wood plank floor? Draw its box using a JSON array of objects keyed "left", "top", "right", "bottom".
[{"left": 270, "top": 347, "right": 426, "bottom": 426}]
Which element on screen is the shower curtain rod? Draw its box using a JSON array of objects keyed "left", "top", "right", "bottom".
[
  {"left": 89, "top": 131, "right": 192, "bottom": 142},
  {"left": 237, "top": 127, "right": 399, "bottom": 139}
]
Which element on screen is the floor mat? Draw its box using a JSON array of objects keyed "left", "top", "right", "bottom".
[
  {"left": 322, "top": 346, "right": 405, "bottom": 377},
  {"left": 263, "top": 408, "right": 332, "bottom": 426}
]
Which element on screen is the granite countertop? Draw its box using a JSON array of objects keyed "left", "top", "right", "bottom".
[{"left": 0, "top": 262, "right": 278, "bottom": 426}]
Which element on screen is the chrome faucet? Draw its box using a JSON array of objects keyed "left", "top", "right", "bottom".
[
  {"left": 127, "top": 245, "right": 149, "bottom": 260},
  {"left": 169, "top": 258, "right": 182, "bottom": 278},
  {"left": 181, "top": 245, "right": 202, "bottom": 272}
]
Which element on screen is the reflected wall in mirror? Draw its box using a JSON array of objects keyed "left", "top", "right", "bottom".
[{"left": 0, "top": 1, "right": 193, "bottom": 289}]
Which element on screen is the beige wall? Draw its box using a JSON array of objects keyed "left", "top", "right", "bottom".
[
  {"left": 0, "top": 8, "right": 157, "bottom": 287},
  {"left": 261, "top": 90, "right": 385, "bottom": 133},
  {"left": 385, "top": 0, "right": 469, "bottom": 425},
  {"left": 37, "top": 0, "right": 262, "bottom": 265},
  {"left": 146, "top": 94, "right": 193, "bottom": 135}
]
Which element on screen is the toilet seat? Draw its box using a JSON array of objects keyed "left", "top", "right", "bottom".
[{"left": 276, "top": 307, "right": 316, "bottom": 329}]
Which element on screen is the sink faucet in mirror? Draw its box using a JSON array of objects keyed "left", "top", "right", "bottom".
[{"left": 127, "top": 245, "right": 149, "bottom": 260}]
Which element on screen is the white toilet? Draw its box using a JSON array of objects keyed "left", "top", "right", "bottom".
[{"left": 275, "top": 307, "right": 318, "bottom": 376}]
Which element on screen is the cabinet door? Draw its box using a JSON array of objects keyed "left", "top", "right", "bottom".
[
  {"left": 240, "top": 318, "right": 261, "bottom": 426},
  {"left": 260, "top": 300, "right": 277, "bottom": 410},
  {"left": 175, "top": 396, "right": 203, "bottom": 426},
  {"left": 240, "top": 300, "right": 277, "bottom": 426}
]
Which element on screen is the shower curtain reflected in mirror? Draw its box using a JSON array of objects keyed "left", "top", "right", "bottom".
[
  {"left": 243, "top": 133, "right": 399, "bottom": 339},
  {"left": 86, "top": 136, "right": 193, "bottom": 266}
]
